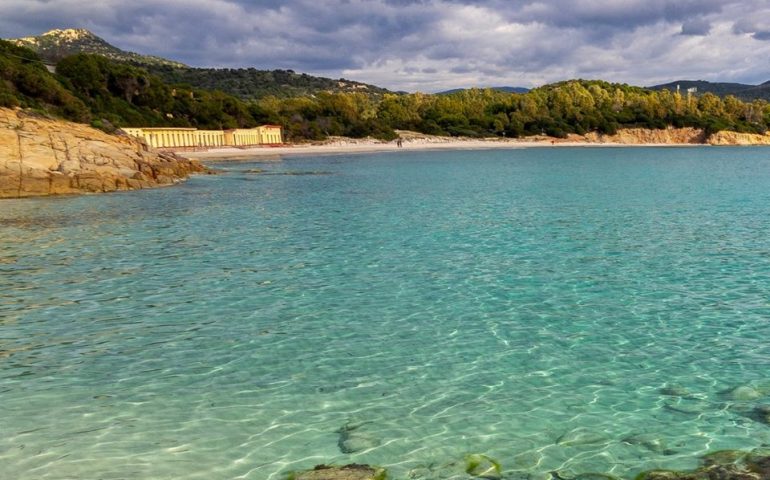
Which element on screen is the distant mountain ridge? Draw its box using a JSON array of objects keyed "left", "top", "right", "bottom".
[
  {"left": 438, "top": 86, "right": 529, "bottom": 95},
  {"left": 9, "top": 28, "right": 187, "bottom": 68},
  {"left": 649, "top": 79, "right": 770, "bottom": 101}
]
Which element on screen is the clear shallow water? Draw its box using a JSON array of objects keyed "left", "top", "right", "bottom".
[{"left": 1, "top": 147, "right": 770, "bottom": 480}]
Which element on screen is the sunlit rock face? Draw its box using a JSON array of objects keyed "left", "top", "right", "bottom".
[{"left": 0, "top": 108, "right": 207, "bottom": 198}]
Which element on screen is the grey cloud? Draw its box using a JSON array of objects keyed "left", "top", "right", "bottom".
[
  {"left": 732, "top": 17, "right": 770, "bottom": 41},
  {"left": 732, "top": 19, "right": 755, "bottom": 34},
  {"left": 450, "top": 65, "right": 474, "bottom": 74},
  {"left": 1, "top": 0, "right": 770, "bottom": 91},
  {"left": 503, "top": 0, "right": 724, "bottom": 30},
  {"left": 680, "top": 18, "right": 711, "bottom": 36}
]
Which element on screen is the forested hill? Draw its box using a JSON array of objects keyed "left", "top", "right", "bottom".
[
  {"left": 142, "top": 64, "right": 393, "bottom": 99},
  {"left": 3, "top": 38, "right": 770, "bottom": 144},
  {"left": 7, "top": 28, "right": 393, "bottom": 99},
  {"left": 649, "top": 80, "right": 770, "bottom": 101}
]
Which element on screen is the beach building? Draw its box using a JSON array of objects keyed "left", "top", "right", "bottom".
[
  {"left": 258, "top": 125, "right": 282, "bottom": 145},
  {"left": 122, "top": 125, "right": 283, "bottom": 150}
]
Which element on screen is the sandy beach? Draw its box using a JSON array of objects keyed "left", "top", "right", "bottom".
[{"left": 181, "top": 130, "right": 703, "bottom": 161}]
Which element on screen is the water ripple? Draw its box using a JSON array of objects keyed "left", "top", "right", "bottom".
[{"left": 2, "top": 148, "right": 770, "bottom": 479}]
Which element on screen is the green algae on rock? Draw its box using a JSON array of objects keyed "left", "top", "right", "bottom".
[
  {"left": 635, "top": 448, "right": 770, "bottom": 480},
  {"left": 465, "top": 453, "right": 502, "bottom": 479},
  {"left": 286, "top": 464, "right": 387, "bottom": 480}
]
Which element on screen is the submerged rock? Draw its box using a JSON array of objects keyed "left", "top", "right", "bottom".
[
  {"left": 622, "top": 433, "right": 669, "bottom": 454},
  {"left": 663, "top": 398, "right": 711, "bottom": 415},
  {"left": 552, "top": 472, "right": 620, "bottom": 480},
  {"left": 465, "top": 453, "right": 502, "bottom": 479},
  {"left": 660, "top": 383, "right": 692, "bottom": 397},
  {"left": 636, "top": 465, "right": 762, "bottom": 480},
  {"left": 751, "top": 405, "right": 770, "bottom": 425},
  {"left": 260, "top": 171, "right": 333, "bottom": 175},
  {"left": 747, "top": 455, "right": 770, "bottom": 477},
  {"left": 702, "top": 451, "right": 749, "bottom": 466},
  {"left": 723, "top": 386, "right": 763, "bottom": 402},
  {"left": 287, "top": 464, "right": 386, "bottom": 480},
  {"left": 574, "top": 474, "right": 621, "bottom": 480},
  {"left": 337, "top": 421, "right": 380, "bottom": 454},
  {"left": 556, "top": 427, "right": 609, "bottom": 447},
  {"left": 635, "top": 448, "right": 770, "bottom": 480},
  {"left": 242, "top": 169, "right": 333, "bottom": 176}
]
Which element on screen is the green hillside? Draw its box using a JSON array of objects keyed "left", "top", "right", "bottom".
[
  {"left": 3, "top": 38, "right": 770, "bottom": 143},
  {"left": 0, "top": 40, "right": 264, "bottom": 131},
  {"left": 0, "top": 40, "right": 90, "bottom": 121},
  {"left": 143, "top": 64, "right": 393, "bottom": 100},
  {"left": 8, "top": 28, "right": 393, "bottom": 100}
]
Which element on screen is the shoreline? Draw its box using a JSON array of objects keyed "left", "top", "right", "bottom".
[
  {"left": 180, "top": 126, "right": 770, "bottom": 161},
  {"left": 182, "top": 137, "right": 703, "bottom": 161}
]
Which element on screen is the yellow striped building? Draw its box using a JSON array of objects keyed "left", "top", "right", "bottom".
[{"left": 122, "top": 125, "right": 282, "bottom": 149}]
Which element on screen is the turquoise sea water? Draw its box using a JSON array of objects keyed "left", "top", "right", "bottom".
[{"left": 1, "top": 147, "right": 770, "bottom": 480}]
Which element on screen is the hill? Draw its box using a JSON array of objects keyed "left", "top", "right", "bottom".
[
  {"left": 6, "top": 28, "right": 393, "bottom": 99},
  {"left": 438, "top": 86, "right": 529, "bottom": 95},
  {"left": 142, "top": 64, "right": 393, "bottom": 99},
  {"left": 9, "top": 28, "right": 186, "bottom": 68},
  {"left": 738, "top": 82, "right": 770, "bottom": 101},
  {"left": 0, "top": 39, "right": 398, "bottom": 140},
  {"left": 2, "top": 38, "right": 769, "bottom": 145},
  {"left": 0, "top": 38, "right": 266, "bottom": 131},
  {"left": 649, "top": 79, "right": 770, "bottom": 101}
]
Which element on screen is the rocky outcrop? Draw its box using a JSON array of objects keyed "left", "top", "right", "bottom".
[
  {"left": 584, "top": 127, "right": 706, "bottom": 144},
  {"left": 707, "top": 131, "right": 770, "bottom": 145},
  {"left": 0, "top": 108, "right": 207, "bottom": 198}
]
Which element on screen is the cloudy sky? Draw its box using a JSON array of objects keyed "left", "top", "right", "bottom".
[{"left": 2, "top": 0, "right": 770, "bottom": 92}]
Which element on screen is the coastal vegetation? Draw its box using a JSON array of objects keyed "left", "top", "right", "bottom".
[
  {"left": 144, "top": 64, "right": 393, "bottom": 99},
  {"left": 2, "top": 39, "right": 770, "bottom": 143}
]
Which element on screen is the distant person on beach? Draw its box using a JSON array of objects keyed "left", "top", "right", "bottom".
[{"left": 397, "top": 138, "right": 403, "bottom": 148}]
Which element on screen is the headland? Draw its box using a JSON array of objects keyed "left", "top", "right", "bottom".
[{"left": 0, "top": 107, "right": 207, "bottom": 199}]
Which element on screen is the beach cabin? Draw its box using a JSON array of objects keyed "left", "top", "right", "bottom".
[
  {"left": 121, "top": 127, "right": 202, "bottom": 149},
  {"left": 258, "top": 125, "right": 283, "bottom": 145},
  {"left": 122, "top": 125, "right": 282, "bottom": 149}
]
